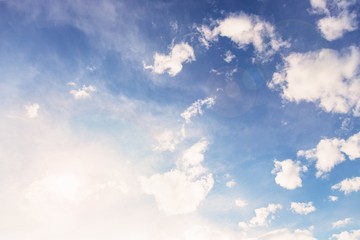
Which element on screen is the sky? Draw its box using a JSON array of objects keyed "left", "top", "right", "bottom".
[{"left": 0, "top": 0, "right": 360, "bottom": 239}]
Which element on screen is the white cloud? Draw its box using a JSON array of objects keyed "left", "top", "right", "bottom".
[
  {"left": 310, "top": 0, "right": 358, "bottom": 41},
  {"left": 224, "top": 50, "right": 235, "bottom": 63},
  {"left": 235, "top": 199, "right": 247, "bottom": 208},
  {"left": 181, "top": 97, "right": 216, "bottom": 123},
  {"left": 153, "top": 130, "right": 182, "bottom": 152},
  {"left": 198, "top": 13, "right": 289, "bottom": 61},
  {"left": 239, "top": 203, "right": 282, "bottom": 229},
  {"left": 144, "top": 42, "right": 195, "bottom": 77},
  {"left": 272, "top": 159, "right": 307, "bottom": 190},
  {"left": 341, "top": 132, "right": 360, "bottom": 160},
  {"left": 298, "top": 131, "right": 360, "bottom": 177},
  {"left": 269, "top": 46, "right": 360, "bottom": 116},
  {"left": 25, "top": 103, "right": 40, "bottom": 118},
  {"left": 331, "top": 229, "right": 360, "bottom": 240},
  {"left": 254, "top": 228, "right": 316, "bottom": 240},
  {"left": 328, "top": 195, "right": 339, "bottom": 202},
  {"left": 226, "top": 180, "right": 236, "bottom": 188},
  {"left": 332, "top": 218, "right": 352, "bottom": 228},
  {"left": 332, "top": 177, "right": 360, "bottom": 195},
  {"left": 70, "top": 85, "right": 96, "bottom": 99},
  {"left": 291, "top": 202, "right": 316, "bottom": 215},
  {"left": 140, "top": 139, "right": 214, "bottom": 215}
]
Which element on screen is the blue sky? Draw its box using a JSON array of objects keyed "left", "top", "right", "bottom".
[{"left": 1, "top": 0, "right": 360, "bottom": 239}]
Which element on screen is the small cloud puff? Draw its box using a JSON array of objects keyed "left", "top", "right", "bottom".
[
  {"left": 25, "top": 103, "right": 40, "bottom": 118},
  {"left": 70, "top": 85, "right": 96, "bottom": 99},
  {"left": 197, "top": 12, "right": 289, "bottom": 62},
  {"left": 291, "top": 202, "right": 316, "bottom": 215},
  {"left": 224, "top": 50, "right": 235, "bottom": 63},
  {"left": 272, "top": 159, "right": 307, "bottom": 190},
  {"left": 332, "top": 218, "right": 352, "bottom": 228},
  {"left": 144, "top": 42, "right": 195, "bottom": 77},
  {"left": 238, "top": 203, "right": 282, "bottom": 230},
  {"left": 332, "top": 176, "right": 360, "bottom": 195}
]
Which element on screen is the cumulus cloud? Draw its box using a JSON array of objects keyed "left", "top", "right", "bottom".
[
  {"left": 332, "top": 177, "right": 360, "bottom": 195},
  {"left": 238, "top": 203, "right": 282, "bottom": 229},
  {"left": 331, "top": 229, "right": 360, "bottom": 240},
  {"left": 140, "top": 139, "right": 214, "bottom": 215},
  {"left": 70, "top": 85, "right": 96, "bottom": 99},
  {"left": 291, "top": 202, "right": 316, "bottom": 215},
  {"left": 332, "top": 218, "right": 352, "bottom": 228},
  {"left": 269, "top": 46, "right": 360, "bottom": 116},
  {"left": 298, "top": 131, "right": 360, "bottom": 177},
  {"left": 181, "top": 97, "right": 216, "bottom": 123},
  {"left": 197, "top": 12, "right": 289, "bottom": 61},
  {"left": 272, "top": 159, "right": 307, "bottom": 190},
  {"left": 144, "top": 42, "right": 195, "bottom": 77},
  {"left": 310, "top": 0, "right": 358, "bottom": 41},
  {"left": 254, "top": 228, "right": 316, "bottom": 240},
  {"left": 25, "top": 103, "right": 40, "bottom": 118},
  {"left": 341, "top": 132, "right": 360, "bottom": 160}
]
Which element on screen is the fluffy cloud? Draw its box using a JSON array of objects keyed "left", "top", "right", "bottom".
[
  {"left": 272, "top": 159, "right": 307, "bottom": 190},
  {"left": 331, "top": 229, "right": 360, "bottom": 240},
  {"left": 332, "top": 218, "right": 352, "bottom": 228},
  {"left": 70, "top": 85, "right": 96, "bottom": 99},
  {"left": 310, "top": 0, "right": 358, "bottom": 41},
  {"left": 341, "top": 132, "right": 360, "bottom": 160},
  {"left": 269, "top": 46, "right": 360, "bottom": 116},
  {"left": 181, "top": 97, "right": 216, "bottom": 123},
  {"left": 298, "top": 131, "right": 360, "bottom": 177},
  {"left": 298, "top": 138, "right": 345, "bottom": 178},
  {"left": 291, "top": 202, "right": 316, "bottom": 215},
  {"left": 198, "top": 12, "right": 288, "bottom": 61},
  {"left": 144, "top": 42, "right": 195, "bottom": 77},
  {"left": 254, "top": 228, "right": 316, "bottom": 240},
  {"left": 332, "top": 177, "right": 360, "bottom": 195},
  {"left": 25, "top": 103, "right": 40, "bottom": 118},
  {"left": 140, "top": 139, "right": 214, "bottom": 215},
  {"left": 239, "top": 203, "right": 282, "bottom": 229}
]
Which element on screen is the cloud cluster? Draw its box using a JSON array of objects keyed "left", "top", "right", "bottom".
[
  {"left": 310, "top": 0, "right": 358, "bottom": 41},
  {"left": 272, "top": 159, "right": 307, "bottom": 190},
  {"left": 332, "top": 177, "right": 360, "bottom": 195},
  {"left": 298, "top": 131, "right": 360, "bottom": 177},
  {"left": 144, "top": 42, "right": 195, "bottom": 77},
  {"left": 291, "top": 202, "right": 316, "bottom": 215},
  {"left": 239, "top": 203, "right": 282, "bottom": 230},
  {"left": 140, "top": 139, "right": 214, "bottom": 215},
  {"left": 197, "top": 12, "right": 289, "bottom": 61},
  {"left": 269, "top": 46, "right": 360, "bottom": 116}
]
